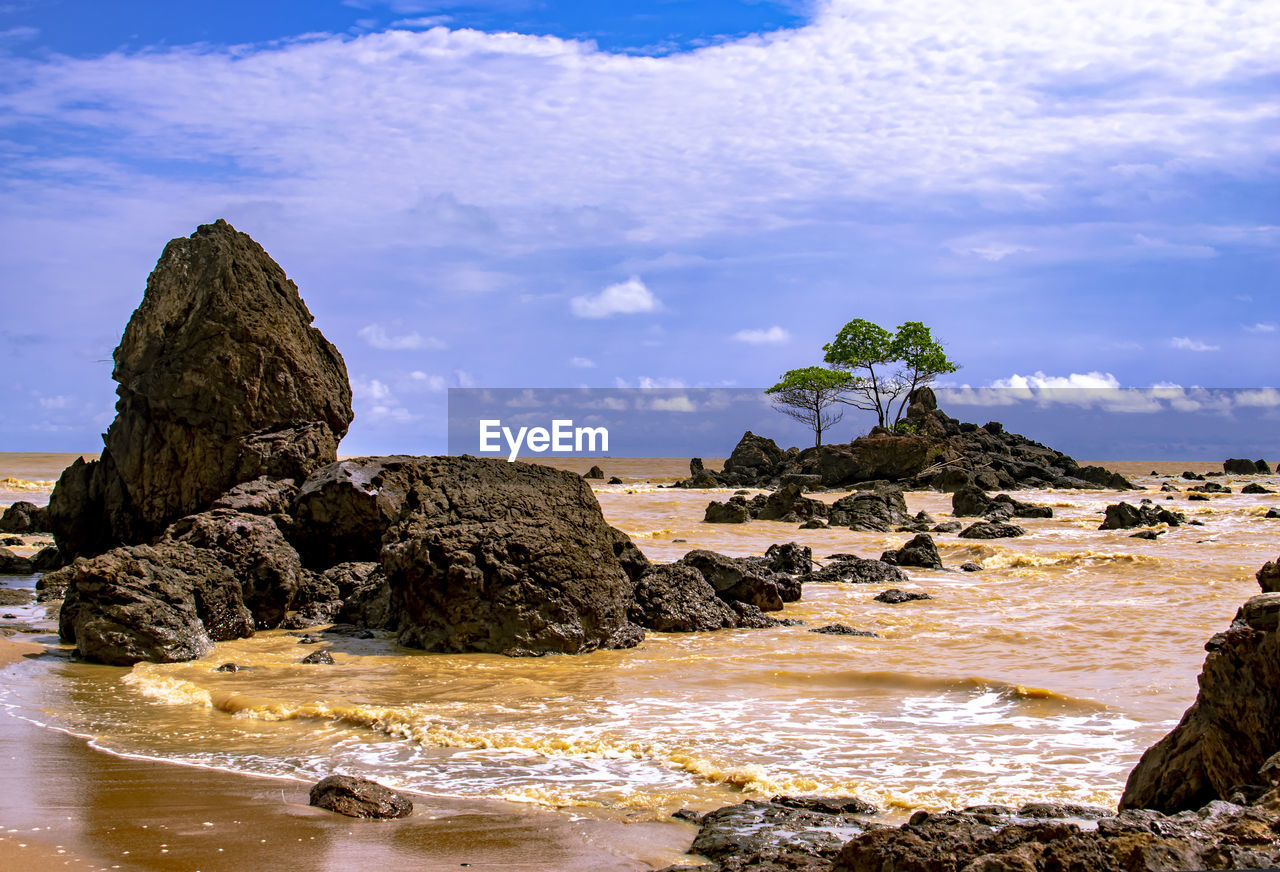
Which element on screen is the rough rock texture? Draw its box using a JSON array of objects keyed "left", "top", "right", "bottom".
[
  {"left": 959, "top": 521, "right": 1026, "bottom": 539},
  {"left": 163, "top": 509, "right": 304, "bottom": 628},
  {"left": 704, "top": 484, "right": 828, "bottom": 525},
  {"left": 308, "top": 775, "right": 413, "bottom": 819},
  {"left": 53, "top": 543, "right": 254, "bottom": 666},
  {"left": 1100, "top": 500, "right": 1185, "bottom": 530},
  {"left": 1242, "top": 483, "right": 1273, "bottom": 495},
  {"left": 1259, "top": 558, "right": 1280, "bottom": 594},
  {"left": 952, "top": 486, "right": 1052, "bottom": 519},
  {"left": 874, "top": 588, "right": 932, "bottom": 604},
  {"left": 676, "top": 391, "right": 1134, "bottom": 492},
  {"left": 1121, "top": 574, "right": 1280, "bottom": 813},
  {"left": 800, "top": 558, "right": 907, "bottom": 585},
  {"left": 47, "top": 220, "right": 353, "bottom": 559},
  {"left": 677, "top": 550, "right": 786, "bottom": 612},
  {"left": 584, "top": 465, "right": 605, "bottom": 480},
  {"left": 828, "top": 486, "right": 911, "bottom": 532},
  {"left": 210, "top": 476, "right": 298, "bottom": 516},
  {"left": 832, "top": 802, "right": 1280, "bottom": 872},
  {"left": 880, "top": 533, "right": 943, "bottom": 569},
  {"left": 0, "top": 547, "right": 34, "bottom": 574},
  {"left": 0, "top": 501, "right": 48, "bottom": 533},
  {"left": 629, "top": 564, "right": 738, "bottom": 632},
  {"left": 1224, "top": 458, "right": 1263, "bottom": 475},
  {"left": 375, "top": 457, "right": 643, "bottom": 656},
  {"left": 290, "top": 455, "right": 419, "bottom": 565}
]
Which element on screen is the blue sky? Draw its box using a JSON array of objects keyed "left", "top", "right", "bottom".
[{"left": 1, "top": 0, "right": 1276, "bottom": 455}]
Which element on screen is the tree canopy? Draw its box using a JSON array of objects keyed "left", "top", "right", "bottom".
[
  {"left": 765, "top": 366, "right": 853, "bottom": 446},
  {"left": 821, "top": 318, "right": 957, "bottom": 429}
]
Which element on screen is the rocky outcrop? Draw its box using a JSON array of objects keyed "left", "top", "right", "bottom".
[
  {"left": 584, "top": 465, "right": 605, "bottom": 480},
  {"left": 703, "top": 484, "right": 828, "bottom": 525},
  {"left": 378, "top": 457, "right": 643, "bottom": 656},
  {"left": 832, "top": 802, "right": 1280, "bottom": 872},
  {"left": 1100, "top": 500, "right": 1185, "bottom": 530},
  {"left": 677, "top": 550, "right": 787, "bottom": 612},
  {"left": 676, "top": 390, "right": 1135, "bottom": 492},
  {"left": 828, "top": 486, "right": 911, "bottom": 532},
  {"left": 308, "top": 775, "right": 413, "bottom": 819},
  {"left": 291, "top": 455, "right": 418, "bottom": 566},
  {"left": 629, "top": 564, "right": 738, "bottom": 632},
  {"left": 880, "top": 533, "right": 943, "bottom": 569},
  {"left": 800, "top": 558, "right": 907, "bottom": 585},
  {"left": 52, "top": 543, "right": 254, "bottom": 666},
  {"left": 1120, "top": 564, "right": 1280, "bottom": 813},
  {"left": 1242, "top": 483, "right": 1273, "bottom": 495},
  {"left": 959, "top": 521, "right": 1026, "bottom": 539},
  {"left": 951, "top": 486, "right": 1053, "bottom": 519},
  {"left": 0, "top": 501, "right": 48, "bottom": 533},
  {"left": 874, "top": 588, "right": 932, "bottom": 604},
  {"left": 47, "top": 220, "right": 353, "bottom": 559},
  {"left": 1225, "top": 458, "right": 1267, "bottom": 475}
]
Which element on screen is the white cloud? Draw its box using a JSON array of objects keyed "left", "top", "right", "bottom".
[
  {"left": 732, "top": 326, "right": 790, "bottom": 344},
  {"left": 1245, "top": 322, "right": 1276, "bottom": 333},
  {"left": 967, "top": 243, "right": 1032, "bottom": 262},
  {"left": 987, "top": 371, "right": 1121, "bottom": 391},
  {"left": 391, "top": 16, "right": 452, "bottom": 29},
  {"left": 570, "top": 356, "right": 596, "bottom": 368},
  {"left": 352, "top": 376, "right": 419, "bottom": 421},
  {"left": 408, "top": 370, "right": 446, "bottom": 391},
  {"left": 570, "top": 277, "right": 660, "bottom": 318},
  {"left": 358, "top": 324, "right": 446, "bottom": 350},
  {"left": 1170, "top": 336, "right": 1220, "bottom": 352},
  {"left": 649, "top": 396, "right": 697, "bottom": 412}
]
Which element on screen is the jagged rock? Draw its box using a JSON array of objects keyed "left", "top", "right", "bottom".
[
  {"left": 809, "top": 624, "right": 878, "bottom": 637},
  {"left": 952, "top": 486, "right": 1051, "bottom": 519},
  {"left": 1161, "top": 482, "right": 1180, "bottom": 492},
  {"left": 0, "top": 501, "right": 48, "bottom": 533},
  {"left": 754, "top": 484, "right": 828, "bottom": 522},
  {"left": 722, "top": 431, "right": 786, "bottom": 480},
  {"left": 584, "top": 465, "right": 605, "bottom": 480},
  {"left": 1121, "top": 576, "right": 1280, "bottom": 812},
  {"left": 629, "top": 564, "right": 738, "bottom": 632},
  {"left": 291, "top": 455, "right": 418, "bottom": 565},
  {"left": 932, "top": 521, "right": 963, "bottom": 533},
  {"left": 959, "top": 521, "right": 1026, "bottom": 539},
  {"left": 0, "top": 547, "right": 33, "bottom": 574},
  {"left": 828, "top": 486, "right": 911, "bottom": 532},
  {"left": 300, "top": 649, "right": 334, "bottom": 664},
  {"left": 763, "top": 542, "right": 813, "bottom": 575},
  {"left": 1258, "top": 460, "right": 1274, "bottom": 474},
  {"left": 678, "top": 550, "right": 784, "bottom": 612},
  {"left": 53, "top": 542, "right": 254, "bottom": 666},
  {"left": 1242, "top": 483, "right": 1273, "bottom": 495},
  {"left": 959, "top": 562, "right": 982, "bottom": 572},
  {"left": 1260, "top": 558, "right": 1280, "bottom": 594},
  {"left": 704, "top": 497, "right": 750, "bottom": 523},
  {"left": 380, "top": 457, "right": 643, "bottom": 656},
  {"left": 1225, "top": 458, "right": 1263, "bottom": 475},
  {"left": 874, "top": 588, "right": 931, "bottom": 604},
  {"left": 832, "top": 803, "right": 1280, "bottom": 872},
  {"left": 309, "top": 774, "right": 412, "bottom": 819},
  {"left": 607, "top": 476, "right": 623, "bottom": 484},
  {"left": 32, "top": 546, "right": 62, "bottom": 572},
  {"left": 1100, "top": 500, "right": 1185, "bottom": 530},
  {"left": 1182, "top": 470, "right": 1206, "bottom": 481},
  {"left": 800, "top": 558, "right": 907, "bottom": 585},
  {"left": 210, "top": 476, "right": 299, "bottom": 516},
  {"left": 163, "top": 509, "right": 304, "bottom": 628},
  {"left": 880, "top": 533, "right": 943, "bottom": 569},
  {"left": 47, "top": 220, "right": 353, "bottom": 559}
]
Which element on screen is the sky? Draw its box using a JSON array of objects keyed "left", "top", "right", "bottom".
[{"left": 0, "top": 0, "right": 1277, "bottom": 456}]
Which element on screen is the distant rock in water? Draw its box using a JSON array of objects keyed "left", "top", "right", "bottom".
[
  {"left": 880, "top": 533, "right": 943, "bottom": 570},
  {"left": 0, "top": 501, "right": 48, "bottom": 534},
  {"left": 309, "top": 775, "right": 412, "bottom": 819},
  {"left": 47, "top": 219, "right": 353, "bottom": 559},
  {"left": 584, "top": 465, "right": 605, "bottom": 480},
  {"left": 675, "top": 387, "right": 1135, "bottom": 492},
  {"left": 1099, "top": 500, "right": 1185, "bottom": 530},
  {"left": 1225, "top": 458, "right": 1267, "bottom": 475}
]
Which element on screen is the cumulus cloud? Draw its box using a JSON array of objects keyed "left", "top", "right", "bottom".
[
  {"left": 352, "top": 376, "right": 420, "bottom": 422},
  {"left": 987, "top": 371, "right": 1121, "bottom": 391},
  {"left": 1170, "top": 336, "right": 1220, "bottom": 352},
  {"left": 570, "top": 356, "right": 595, "bottom": 368},
  {"left": 732, "top": 326, "right": 790, "bottom": 344},
  {"left": 570, "top": 277, "right": 660, "bottom": 318},
  {"left": 358, "top": 324, "right": 446, "bottom": 350}
]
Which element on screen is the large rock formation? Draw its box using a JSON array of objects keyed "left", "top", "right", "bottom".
[
  {"left": 47, "top": 220, "right": 353, "bottom": 558},
  {"left": 1120, "top": 558, "right": 1280, "bottom": 813},
  {"left": 677, "top": 388, "right": 1135, "bottom": 492}
]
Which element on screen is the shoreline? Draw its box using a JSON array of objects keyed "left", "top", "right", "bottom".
[{"left": 0, "top": 637, "right": 699, "bottom": 872}]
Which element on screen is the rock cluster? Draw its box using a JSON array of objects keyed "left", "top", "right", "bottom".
[
  {"left": 1225, "top": 458, "right": 1272, "bottom": 475},
  {"left": 679, "top": 388, "right": 1134, "bottom": 492},
  {"left": 1099, "top": 500, "right": 1186, "bottom": 530},
  {"left": 704, "top": 483, "right": 914, "bottom": 532}
]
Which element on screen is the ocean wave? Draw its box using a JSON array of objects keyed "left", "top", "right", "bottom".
[{"left": 0, "top": 476, "right": 54, "bottom": 491}]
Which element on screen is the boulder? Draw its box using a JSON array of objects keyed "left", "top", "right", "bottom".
[
  {"left": 629, "top": 564, "right": 738, "bottom": 632},
  {"left": 584, "top": 465, "right": 605, "bottom": 480},
  {"left": 809, "top": 624, "right": 878, "bottom": 637},
  {"left": 1121, "top": 576, "right": 1280, "bottom": 813},
  {"left": 300, "top": 649, "right": 334, "bottom": 664},
  {"left": 828, "top": 486, "right": 911, "bottom": 532},
  {"left": 291, "top": 455, "right": 418, "bottom": 566},
  {"left": 32, "top": 546, "right": 62, "bottom": 572},
  {"left": 1242, "top": 483, "right": 1273, "bottom": 495},
  {"left": 1225, "top": 458, "right": 1261, "bottom": 475},
  {"left": 1100, "top": 500, "right": 1185, "bottom": 530},
  {"left": 0, "top": 547, "right": 34, "bottom": 574},
  {"left": 800, "top": 558, "right": 907, "bottom": 585},
  {"left": 308, "top": 775, "right": 413, "bottom": 819},
  {"left": 678, "top": 550, "right": 784, "bottom": 612},
  {"left": 53, "top": 542, "right": 254, "bottom": 666},
  {"left": 1268, "top": 508, "right": 1280, "bottom": 519},
  {"left": 675, "top": 797, "right": 877, "bottom": 871},
  {"left": 952, "top": 486, "right": 1052, "bottom": 519},
  {"left": 163, "top": 509, "right": 304, "bottom": 628},
  {"left": 722, "top": 431, "right": 786, "bottom": 480},
  {"left": 1260, "top": 558, "right": 1280, "bottom": 594},
  {"left": 210, "top": 476, "right": 299, "bottom": 516},
  {"left": 379, "top": 457, "right": 643, "bottom": 655},
  {"left": 959, "top": 521, "right": 1026, "bottom": 539},
  {"left": 753, "top": 484, "right": 828, "bottom": 522},
  {"left": 48, "top": 220, "right": 353, "bottom": 559},
  {"left": 1191, "top": 481, "right": 1230, "bottom": 493},
  {"left": 880, "top": 533, "right": 943, "bottom": 570},
  {"left": 1182, "top": 470, "right": 1206, "bottom": 481},
  {"left": 704, "top": 497, "right": 751, "bottom": 524},
  {"left": 0, "top": 501, "right": 48, "bottom": 533},
  {"left": 763, "top": 542, "right": 813, "bottom": 575},
  {"left": 1258, "top": 459, "right": 1273, "bottom": 474},
  {"left": 874, "top": 588, "right": 932, "bottom": 604}
]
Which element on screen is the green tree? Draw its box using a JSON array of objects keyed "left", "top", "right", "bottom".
[
  {"left": 822, "top": 318, "right": 958, "bottom": 429},
  {"left": 888, "top": 321, "right": 958, "bottom": 426},
  {"left": 821, "top": 318, "right": 900, "bottom": 428},
  {"left": 765, "top": 366, "right": 853, "bottom": 447}
]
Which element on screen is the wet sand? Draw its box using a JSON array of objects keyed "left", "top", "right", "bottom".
[{"left": 0, "top": 637, "right": 698, "bottom": 872}]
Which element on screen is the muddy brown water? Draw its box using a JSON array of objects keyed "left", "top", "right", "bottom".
[{"left": 1, "top": 453, "right": 1277, "bottom": 869}]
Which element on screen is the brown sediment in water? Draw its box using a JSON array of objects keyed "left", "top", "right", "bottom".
[{"left": 0, "top": 637, "right": 696, "bottom": 872}]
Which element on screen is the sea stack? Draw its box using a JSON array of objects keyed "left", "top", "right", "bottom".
[{"left": 47, "top": 219, "right": 353, "bottom": 558}]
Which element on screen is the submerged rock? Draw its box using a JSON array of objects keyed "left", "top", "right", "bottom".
[
  {"left": 1099, "top": 500, "right": 1185, "bottom": 530},
  {"left": 48, "top": 220, "right": 353, "bottom": 559},
  {"left": 959, "top": 521, "right": 1026, "bottom": 539},
  {"left": 874, "top": 588, "right": 931, "bottom": 604},
  {"left": 308, "top": 774, "right": 412, "bottom": 819},
  {"left": 1225, "top": 458, "right": 1264, "bottom": 475},
  {"left": 800, "top": 558, "right": 907, "bottom": 585},
  {"left": 828, "top": 486, "right": 911, "bottom": 532},
  {"left": 880, "top": 533, "right": 943, "bottom": 569}
]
